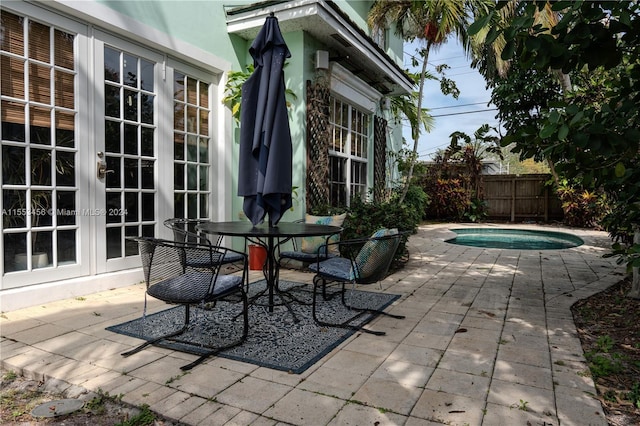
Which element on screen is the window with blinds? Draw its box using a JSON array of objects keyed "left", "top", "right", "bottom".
[{"left": 1, "top": 10, "right": 78, "bottom": 272}]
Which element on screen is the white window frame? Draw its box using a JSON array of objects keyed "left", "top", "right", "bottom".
[{"left": 328, "top": 63, "right": 382, "bottom": 207}]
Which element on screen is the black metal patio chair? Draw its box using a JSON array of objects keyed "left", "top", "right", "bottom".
[
  {"left": 164, "top": 218, "right": 245, "bottom": 268},
  {"left": 277, "top": 214, "right": 347, "bottom": 269},
  {"left": 121, "top": 236, "right": 249, "bottom": 370},
  {"left": 308, "top": 228, "right": 406, "bottom": 335}
]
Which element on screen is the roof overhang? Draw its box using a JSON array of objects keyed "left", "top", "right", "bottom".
[{"left": 225, "top": 0, "right": 415, "bottom": 96}]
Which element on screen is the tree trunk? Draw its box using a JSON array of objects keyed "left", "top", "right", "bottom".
[
  {"left": 630, "top": 224, "right": 640, "bottom": 299},
  {"left": 554, "top": 69, "right": 572, "bottom": 93},
  {"left": 399, "top": 41, "right": 431, "bottom": 204}
]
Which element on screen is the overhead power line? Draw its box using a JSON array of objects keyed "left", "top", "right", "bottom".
[
  {"left": 431, "top": 108, "right": 498, "bottom": 118},
  {"left": 430, "top": 102, "right": 490, "bottom": 110}
]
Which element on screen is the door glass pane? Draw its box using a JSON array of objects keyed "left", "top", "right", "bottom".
[
  {"left": 141, "top": 192, "right": 154, "bottom": 221},
  {"left": 106, "top": 227, "right": 121, "bottom": 259},
  {"left": 105, "top": 85, "right": 120, "bottom": 118},
  {"left": 174, "top": 133, "right": 184, "bottom": 160},
  {"left": 31, "top": 148, "right": 52, "bottom": 185},
  {"left": 141, "top": 160, "right": 154, "bottom": 189},
  {"left": 4, "top": 233, "right": 27, "bottom": 272},
  {"left": 31, "top": 190, "right": 52, "bottom": 226},
  {"left": 55, "top": 151, "right": 75, "bottom": 186},
  {"left": 199, "top": 194, "right": 208, "bottom": 218},
  {"left": 199, "top": 165, "right": 208, "bottom": 191},
  {"left": 174, "top": 193, "right": 184, "bottom": 218},
  {"left": 2, "top": 190, "right": 26, "bottom": 228},
  {"left": 104, "top": 47, "right": 120, "bottom": 82},
  {"left": 187, "top": 135, "right": 197, "bottom": 161},
  {"left": 187, "top": 193, "right": 197, "bottom": 217},
  {"left": 199, "top": 138, "right": 209, "bottom": 164},
  {"left": 57, "top": 191, "right": 76, "bottom": 225},
  {"left": 124, "top": 158, "right": 138, "bottom": 188},
  {"left": 174, "top": 163, "right": 184, "bottom": 190},
  {"left": 124, "top": 89, "right": 137, "bottom": 121},
  {"left": 106, "top": 192, "right": 121, "bottom": 224},
  {"left": 124, "top": 124, "right": 137, "bottom": 155},
  {"left": 140, "top": 59, "right": 154, "bottom": 91},
  {"left": 105, "top": 120, "right": 120, "bottom": 153},
  {"left": 125, "top": 226, "right": 138, "bottom": 256},
  {"left": 142, "top": 224, "right": 154, "bottom": 237},
  {"left": 54, "top": 70, "right": 74, "bottom": 108},
  {"left": 57, "top": 230, "right": 76, "bottom": 264},
  {"left": 105, "top": 156, "right": 121, "bottom": 188},
  {"left": 29, "top": 63, "right": 51, "bottom": 104},
  {"left": 141, "top": 127, "right": 153, "bottom": 156},
  {"left": 31, "top": 230, "right": 52, "bottom": 269},
  {"left": 30, "top": 106, "right": 51, "bottom": 145},
  {"left": 2, "top": 146, "right": 25, "bottom": 184},
  {"left": 187, "top": 164, "right": 197, "bottom": 190},
  {"left": 1, "top": 101, "right": 26, "bottom": 141},
  {"left": 123, "top": 53, "right": 138, "bottom": 87},
  {"left": 55, "top": 111, "right": 75, "bottom": 148},
  {"left": 141, "top": 94, "right": 154, "bottom": 124},
  {"left": 124, "top": 192, "right": 137, "bottom": 222},
  {"left": 54, "top": 30, "right": 75, "bottom": 70}
]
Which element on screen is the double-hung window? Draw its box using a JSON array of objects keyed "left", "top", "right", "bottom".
[{"left": 328, "top": 96, "right": 370, "bottom": 207}]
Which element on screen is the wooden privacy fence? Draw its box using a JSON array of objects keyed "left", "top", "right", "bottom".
[{"left": 483, "top": 174, "right": 564, "bottom": 222}]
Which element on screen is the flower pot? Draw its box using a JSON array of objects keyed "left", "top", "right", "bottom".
[{"left": 248, "top": 244, "right": 267, "bottom": 271}]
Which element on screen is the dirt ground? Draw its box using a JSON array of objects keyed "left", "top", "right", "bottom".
[
  {"left": 572, "top": 277, "right": 640, "bottom": 426},
  {"left": 0, "top": 371, "right": 183, "bottom": 425},
  {"left": 2, "top": 278, "right": 639, "bottom": 425}
]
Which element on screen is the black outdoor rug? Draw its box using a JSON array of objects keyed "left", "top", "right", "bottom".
[{"left": 106, "top": 280, "right": 400, "bottom": 374}]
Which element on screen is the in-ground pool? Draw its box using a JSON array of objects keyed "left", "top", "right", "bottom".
[{"left": 446, "top": 228, "right": 584, "bottom": 250}]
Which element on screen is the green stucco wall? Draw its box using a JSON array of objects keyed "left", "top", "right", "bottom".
[
  {"left": 97, "top": 1, "right": 246, "bottom": 69},
  {"left": 95, "top": 0, "right": 405, "bottom": 224}
]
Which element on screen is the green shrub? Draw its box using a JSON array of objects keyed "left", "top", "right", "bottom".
[
  {"left": 396, "top": 184, "right": 430, "bottom": 222},
  {"left": 424, "top": 178, "right": 468, "bottom": 220},
  {"left": 464, "top": 198, "right": 488, "bottom": 223},
  {"left": 556, "top": 179, "right": 610, "bottom": 228},
  {"left": 309, "top": 185, "right": 425, "bottom": 266}
]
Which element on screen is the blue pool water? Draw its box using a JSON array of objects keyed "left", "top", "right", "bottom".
[{"left": 446, "top": 228, "right": 584, "bottom": 250}]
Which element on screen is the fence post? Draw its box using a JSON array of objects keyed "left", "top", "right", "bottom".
[
  {"left": 511, "top": 177, "right": 516, "bottom": 222},
  {"left": 544, "top": 184, "right": 549, "bottom": 222}
]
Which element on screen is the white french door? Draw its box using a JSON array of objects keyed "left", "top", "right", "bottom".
[
  {"left": 93, "top": 33, "right": 165, "bottom": 273},
  {"left": 1, "top": 4, "right": 90, "bottom": 288},
  {"left": 1, "top": 2, "right": 217, "bottom": 286},
  {"left": 92, "top": 33, "right": 215, "bottom": 273}
]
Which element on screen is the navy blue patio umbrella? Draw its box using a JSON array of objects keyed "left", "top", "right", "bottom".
[{"left": 238, "top": 13, "right": 292, "bottom": 227}]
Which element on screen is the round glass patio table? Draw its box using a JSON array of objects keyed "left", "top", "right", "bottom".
[{"left": 196, "top": 221, "right": 342, "bottom": 319}]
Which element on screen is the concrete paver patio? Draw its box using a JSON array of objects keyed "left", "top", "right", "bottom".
[{"left": 0, "top": 223, "right": 624, "bottom": 425}]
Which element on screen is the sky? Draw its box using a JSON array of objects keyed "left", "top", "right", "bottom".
[{"left": 402, "top": 39, "right": 500, "bottom": 161}]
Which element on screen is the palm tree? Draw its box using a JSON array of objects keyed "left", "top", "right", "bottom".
[
  {"left": 368, "top": 0, "right": 490, "bottom": 203},
  {"left": 469, "top": 1, "right": 568, "bottom": 88},
  {"left": 468, "top": 1, "right": 569, "bottom": 184}
]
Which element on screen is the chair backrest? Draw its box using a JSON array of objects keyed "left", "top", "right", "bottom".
[
  {"left": 164, "top": 218, "right": 217, "bottom": 246},
  {"left": 353, "top": 229, "right": 401, "bottom": 284},
  {"left": 131, "top": 236, "right": 229, "bottom": 291},
  {"left": 299, "top": 213, "right": 347, "bottom": 255}
]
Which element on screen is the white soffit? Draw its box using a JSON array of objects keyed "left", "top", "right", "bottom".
[{"left": 225, "top": 0, "right": 414, "bottom": 96}]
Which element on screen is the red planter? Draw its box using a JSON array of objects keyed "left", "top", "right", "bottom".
[{"left": 248, "top": 244, "right": 267, "bottom": 270}]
